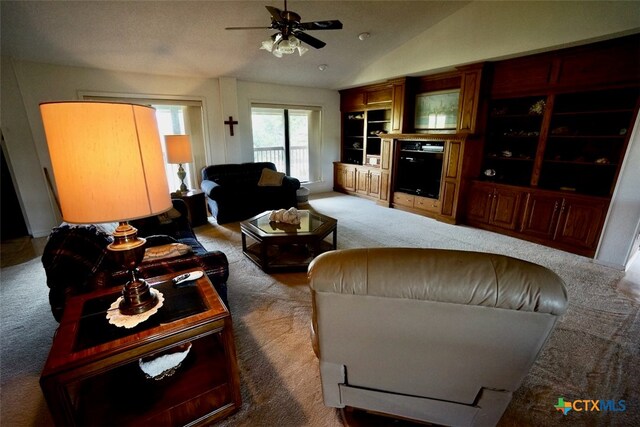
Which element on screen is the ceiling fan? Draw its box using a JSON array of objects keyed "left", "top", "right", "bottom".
[{"left": 225, "top": 0, "right": 343, "bottom": 57}]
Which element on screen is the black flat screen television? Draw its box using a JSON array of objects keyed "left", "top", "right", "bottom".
[{"left": 395, "top": 141, "right": 444, "bottom": 199}]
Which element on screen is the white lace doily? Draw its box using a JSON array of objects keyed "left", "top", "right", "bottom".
[{"left": 106, "top": 289, "right": 164, "bottom": 328}]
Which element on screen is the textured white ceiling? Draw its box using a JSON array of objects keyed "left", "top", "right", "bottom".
[{"left": 1, "top": 1, "right": 469, "bottom": 89}]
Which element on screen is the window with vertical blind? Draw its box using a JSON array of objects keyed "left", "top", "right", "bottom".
[
  {"left": 251, "top": 105, "right": 322, "bottom": 183},
  {"left": 80, "top": 93, "right": 206, "bottom": 194}
]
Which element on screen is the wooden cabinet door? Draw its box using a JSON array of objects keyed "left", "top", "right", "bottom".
[
  {"left": 334, "top": 164, "right": 346, "bottom": 190},
  {"left": 466, "top": 184, "right": 493, "bottom": 224},
  {"left": 554, "top": 197, "right": 607, "bottom": 250},
  {"left": 379, "top": 170, "right": 390, "bottom": 202},
  {"left": 334, "top": 164, "right": 356, "bottom": 192},
  {"left": 520, "top": 193, "right": 562, "bottom": 239},
  {"left": 457, "top": 64, "right": 483, "bottom": 133},
  {"left": 344, "top": 165, "right": 356, "bottom": 191},
  {"left": 489, "top": 187, "right": 523, "bottom": 230},
  {"left": 368, "top": 170, "right": 381, "bottom": 197},
  {"left": 355, "top": 168, "right": 369, "bottom": 194}
]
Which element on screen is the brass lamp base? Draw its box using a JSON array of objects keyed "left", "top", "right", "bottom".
[
  {"left": 177, "top": 164, "right": 187, "bottom": 194},
  {"left": 108, "top": 222, "right": 158, "bottom": 316},
  {"left": 118, "top": 270, "right": 159, "bottom": 315}
]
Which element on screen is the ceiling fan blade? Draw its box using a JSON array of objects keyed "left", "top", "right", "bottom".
[
  {"left": 266, "top": 6, "right": 285, "bottom": 24},
  {"left": 294, "top": 31, "right": 326, "bottom": 49},
  {"left": 225, "top": 26, "right": 272, "bottom": 30},
  {"left": 299, "top": 20, "right": 343, "bottom": 31}
]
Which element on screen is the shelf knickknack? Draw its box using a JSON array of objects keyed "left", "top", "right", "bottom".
[{"left": 415, "top": 89, "right": 460, "bottom": 133}]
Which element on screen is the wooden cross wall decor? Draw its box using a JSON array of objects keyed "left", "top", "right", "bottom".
[{"left": 224, "top": 116, "right": 238, "bottom": 136}]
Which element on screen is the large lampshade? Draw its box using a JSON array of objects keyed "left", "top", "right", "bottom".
[
  {"left": 40, "top": 101, "right": 173, "bottom": 317},
  {"left": 40, "top": 101, "right": 172, "bottom": 223},
  {"left": 165, "top": 135, "right": 192, "bottom": 164}
]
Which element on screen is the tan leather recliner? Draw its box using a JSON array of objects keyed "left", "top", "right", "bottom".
[{"left": 308, "top": 248, "right": 568, "bottom": 426}]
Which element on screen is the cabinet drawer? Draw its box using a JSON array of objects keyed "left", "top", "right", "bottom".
[
  {"left": 393, "top": 192, "right": 415, "bottom": 208},
  {"left": 414, "top": 195, "right": 440, "bottom": 213}
]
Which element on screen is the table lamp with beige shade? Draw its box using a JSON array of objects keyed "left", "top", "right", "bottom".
[
  {"left": 40, "top": 101, "right": 172, "bottom": 317},
  {"left": 165, "top": 134, "right": 192, "bottom": 195}
]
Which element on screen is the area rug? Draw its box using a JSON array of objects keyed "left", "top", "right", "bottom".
[{"left": 1, "top": 192, "right": 638, "bottom": 426}]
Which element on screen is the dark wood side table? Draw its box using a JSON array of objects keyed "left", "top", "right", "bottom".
[
  {"left": 40, "top": 269, "right": 241, "bottom": 427},
  {"left": 173, "top": 190, "right": 208, "bottom": 226}
]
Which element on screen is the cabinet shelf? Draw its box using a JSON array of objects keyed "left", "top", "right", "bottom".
[
  {"left": 486, "top": 156, "right": 534, "bottom": 162},
  {"left": 543, "top": 159, "right": 617, "bottom": 167},
  {"left": 548, "top": 134, "right": 627, "bottom": 139},
  {"left": 554, "top": 108, "right": 635, "bottom": 116},
  {"left": 490, "top": 114, "right": 543, "bottom": 119}
]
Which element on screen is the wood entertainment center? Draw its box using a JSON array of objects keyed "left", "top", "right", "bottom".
[{"left": 335, "top": 34, "right": 639, "bottom": 257}]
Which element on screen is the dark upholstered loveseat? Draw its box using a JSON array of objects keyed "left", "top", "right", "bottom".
[
  {"left": 200, "top": 162, "right": 300, "bottom": 224},
  {"left": 42, "top": 199, "right": 229, "bottom": 322}
]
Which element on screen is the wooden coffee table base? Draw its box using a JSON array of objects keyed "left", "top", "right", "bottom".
[
  {"left": 243, "top": 240, "right": 335, "bottom": 272},
  {"left": 240, "top": 210, "right": 337, "bottom": 273}
]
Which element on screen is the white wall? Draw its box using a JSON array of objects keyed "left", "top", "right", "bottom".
[
  {"left": 1, "top": 57, "right": 57, "bottom": 237},
  {"left": 1, "top": 60, "right": 340, "bottom": 236},
  {"left": 596, "top": 113, "right": 640, "bottom": 269},
  {"left": 340, "top": 1, "right": 640, "bottom": 88},
  {"left": 236, "top": 80, "right": 340, "bottom": 193}
]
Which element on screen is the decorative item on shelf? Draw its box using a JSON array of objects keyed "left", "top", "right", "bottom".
[
  {"left": 619, "top": 128, "right": 627, "bottom": 135},
  {"left": 528, "top": 99, "right": 546, "bottom": 115},
  {"left": 595, "top": 157, "right": 611, "bottom": 164},
  {"left": 269, "top": 207, "right": 301, "bottom": 224},
  {"left": 501, "top": 150, "right": 513, "bottom": 158},
  {"left": 165, "top": 134, "right": 193, "bottom": 195},
  {"left": 484, "top": 169, "right": 497, "bottom": 178},
  {"left": 370, "top": 130, "right": 387, "bottom": 136},
  {"left": 551, "top": 126, "right": 571, "bottom": 135},
  {"left": 40, "top": 101, "right": 172, "bottom": 321},
  {"left": 491, "top": 106, "right": 509, "bottom": 116},
  {"left": 352, "top": 142, "right": 362, "bottom": 149}
]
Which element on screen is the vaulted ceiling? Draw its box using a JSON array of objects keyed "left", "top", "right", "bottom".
[{"left": 1, "top": 1, "right": 471, "bottom": 89}]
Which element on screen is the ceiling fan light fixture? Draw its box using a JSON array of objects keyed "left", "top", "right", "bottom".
[{"left": 260, "top": 38, "right": 275, "bottom": 52}]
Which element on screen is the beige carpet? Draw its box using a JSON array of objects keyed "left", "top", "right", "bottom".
[{"left": 1, "top": 192, "right": 639, "bottom": 426}]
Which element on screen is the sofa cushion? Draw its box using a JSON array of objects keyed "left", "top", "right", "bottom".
[{"left": 257, "top": 168, "right": 285, "bottom": 186}]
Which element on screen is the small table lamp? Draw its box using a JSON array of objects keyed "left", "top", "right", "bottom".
[
  {"left": 165, "top": 135, "right": 192, "bottom": 195},
  {"left": 40, "top": 101, "right": 172, "bottom": 316}
]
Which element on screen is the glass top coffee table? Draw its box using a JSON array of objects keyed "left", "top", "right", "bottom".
[{"left": 240, "top": 210, "right": 337, "bottom": 272}]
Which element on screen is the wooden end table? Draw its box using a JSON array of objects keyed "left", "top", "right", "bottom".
[
  {"left": 40, "top": 269, "right": 241, "bottom": 426},
  {"left": 172, "top": 190, "right": 208, "bottom": 226},
  {"left": 240, "top": 210, "right": 337, "bottom": 272}
]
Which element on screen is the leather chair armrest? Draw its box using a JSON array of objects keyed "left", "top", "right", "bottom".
[{"left": 201, "top": 179, "right": 220, "bottom": 197}]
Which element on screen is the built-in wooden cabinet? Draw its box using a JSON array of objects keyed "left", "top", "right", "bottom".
[
  {"left": 467, "top": 182, "right": 609, "bottom": 256},
  {"left": 389, "top": 135, "right": 472, "bottom": 224},
  {"left": 466, "top": 182, "right": 523, "bottom": 231},
  {"left": 520, "top": 191, "right": 608, "bottom": 251},
  {"left": 334, "top": 162, "right": 355, "bottom": 192},
  {"left": 336, "top": 35, "right": 638, "bottom": 257},
  {"left": 334, "top": 162, "right": 383, "bottom": 201},
  {"left": 482, "top": 87, "right": 638, "bottom": 197}
]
